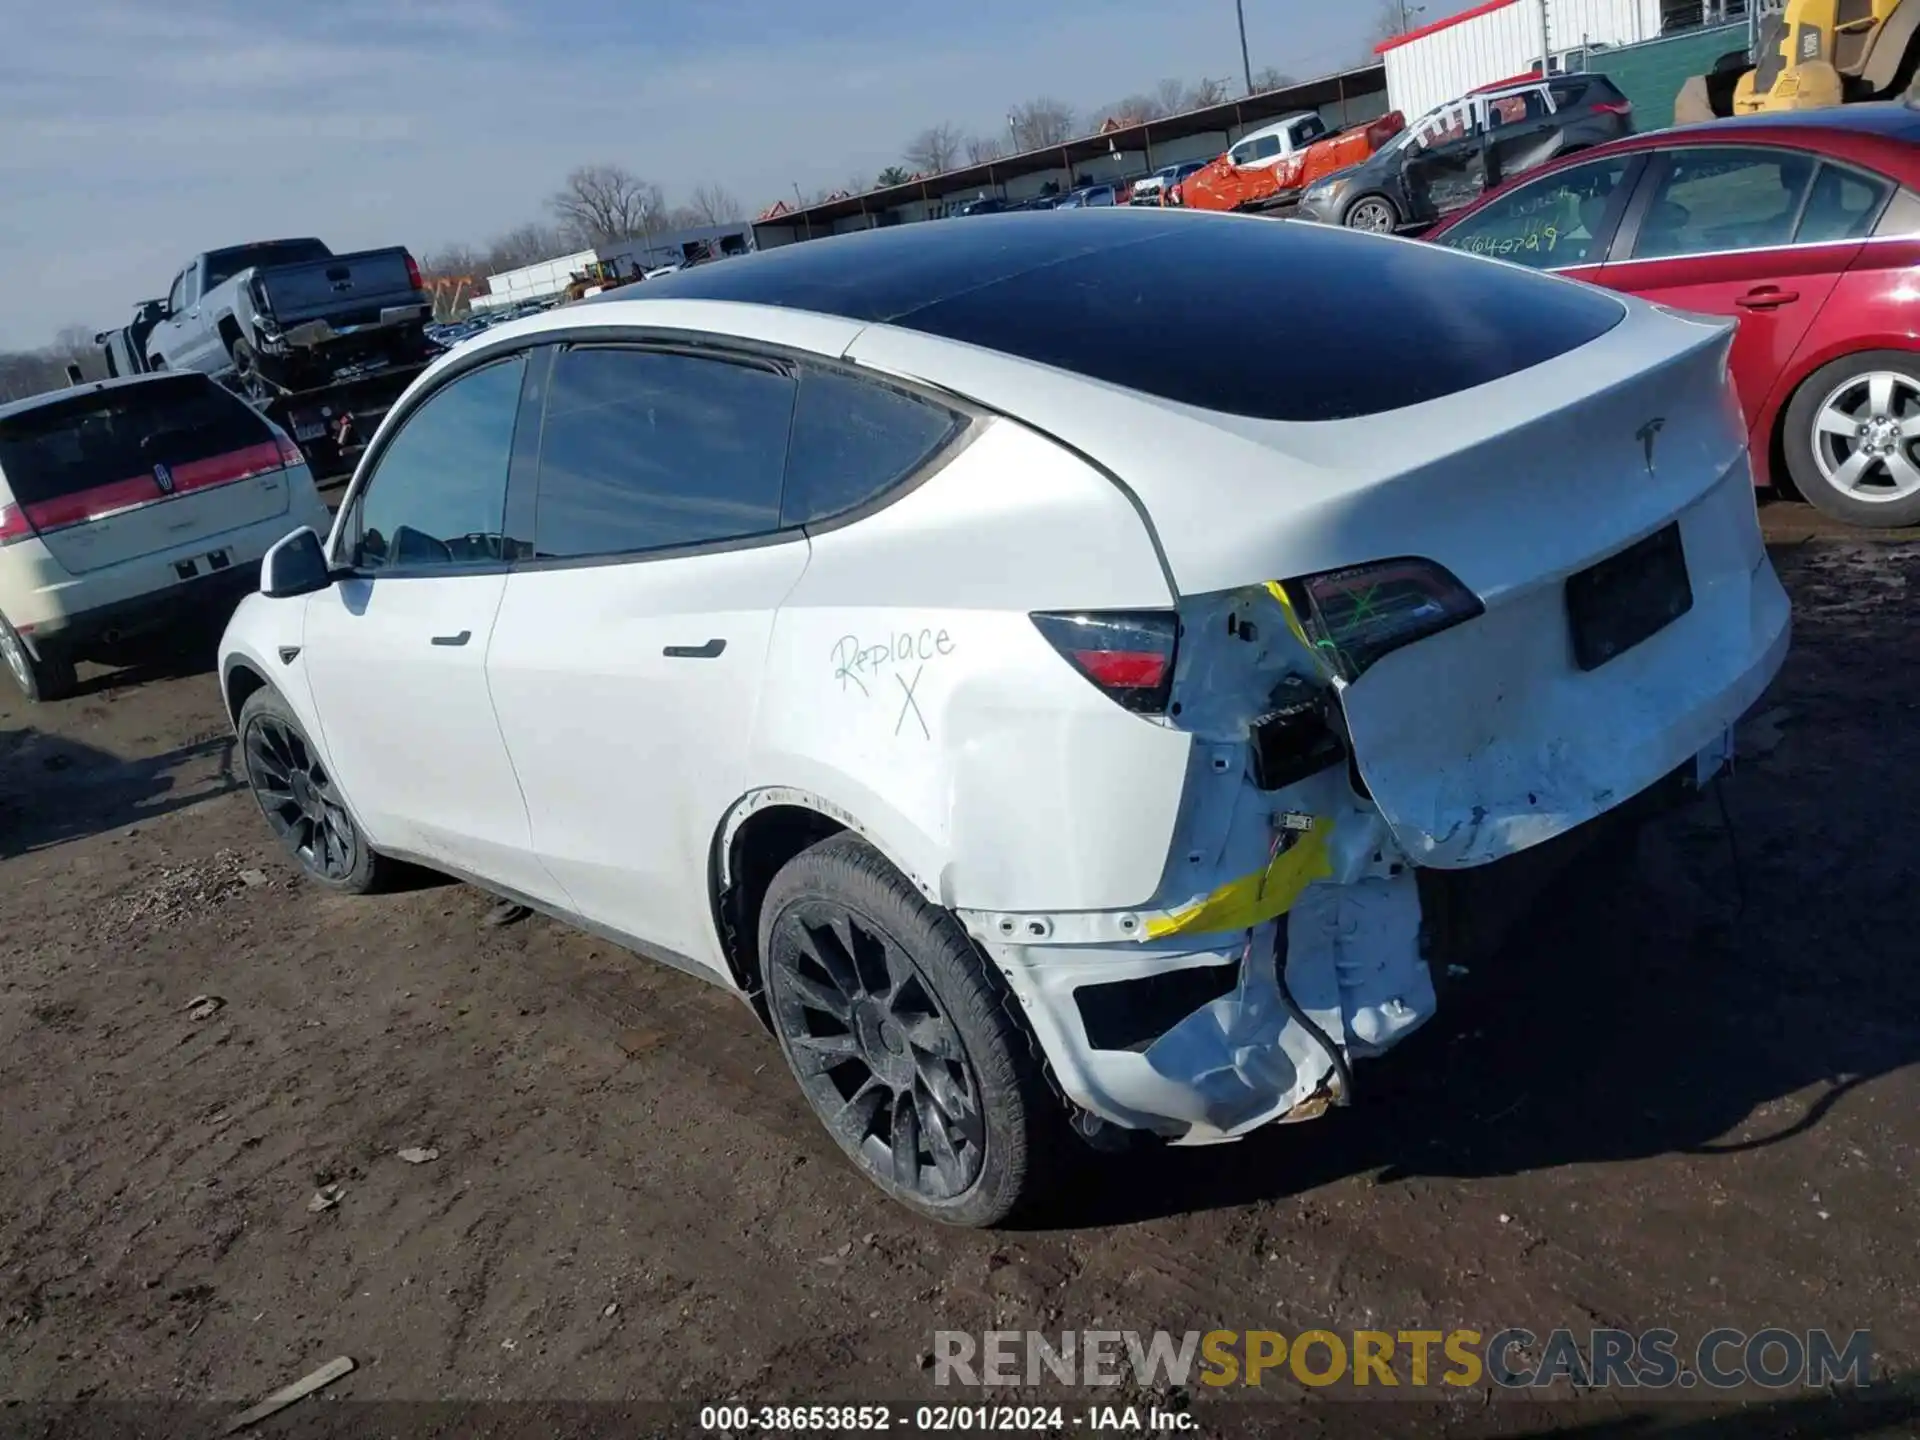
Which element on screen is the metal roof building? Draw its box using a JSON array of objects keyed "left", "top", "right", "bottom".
[{"left": 750, "top": 62, "right": 1394, "bottom": 249}]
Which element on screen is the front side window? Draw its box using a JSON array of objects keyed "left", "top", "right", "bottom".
[
  {"left": 167, "top": 271, "right": 188, "bottom": 314},
  {"left": 782, "top": 369, "right": 962, "bottom": 527},
  {"left": 1437, "top": 156, "right": 1632, "bottom": 269},
  {"left": 349, "top": 354, "right": 526, "bottom": 571},
  {"left": 532, "top": 346, "right": 796, "bottom": 560},
  {"left": 1630, "top": 146, "right": 1815, "bottom": 259}
]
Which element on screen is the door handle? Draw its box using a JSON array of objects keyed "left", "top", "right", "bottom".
[
  {"left": 663, "top": 638, "right": 726, "bottom": 659},
  {"left": 1735, "top": 287, "right": 1799, "bottom": 310},
  {"left": 431, "top": 630, "right": 471, "bottom": 647}
]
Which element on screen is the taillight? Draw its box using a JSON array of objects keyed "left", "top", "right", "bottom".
[
  {"left": 1032, "top": 610, "right": 1179, "bottom": 714},
  {"left": 404, "top": 250, "right": 424, "bottom": 292},
  {"left": 0, "top": 503, "right": 33, "bottom": 546},
  {"left": 1283, "top": 558, "right": 1483, "bottom": 683},
  {"left": 272, "top": 432, "right": 306, "bottom": 468},
  {"left": 1593, "top": 99, "right": 1632, "bottom": 115}
]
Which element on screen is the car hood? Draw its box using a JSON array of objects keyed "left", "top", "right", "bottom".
[{"left": 1306, "top": 163, "right": 1367, "bottom": 194}]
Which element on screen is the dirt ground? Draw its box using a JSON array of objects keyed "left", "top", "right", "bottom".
[{"left": 1, "top": 500, "right": 1917, "bottom": 1438}]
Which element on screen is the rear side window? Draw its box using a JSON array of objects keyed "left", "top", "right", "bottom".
[
  {"left": 1630, "top": 147, "right": 1815, "bottom": 259},
  {"left": 0, "top": 377, "right": 269, "bottom": 506},
  {"left": 533, "top": 346, "right": 796, "bottom": 560},
  {"left": 1797, "top": 163, "right": 1892, "bottom": 243},
  {"left": 782, "top": 370, "right": 962, "bottom": 527}
]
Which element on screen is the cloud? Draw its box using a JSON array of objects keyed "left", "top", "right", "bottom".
[{"left": 0, "top": 0, "right": 1415, "bottom": 348}]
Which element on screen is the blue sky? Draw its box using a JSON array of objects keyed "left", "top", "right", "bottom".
[{"left": 0, "top": 0, "right": 1479, "bottom": 349}]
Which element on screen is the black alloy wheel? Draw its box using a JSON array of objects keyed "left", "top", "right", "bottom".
[
  {"left": 766, "top": 897, "right": 987, "bottom": 1204},
  {"left": 243, "top": 711, "right": 360, "bottom": 882}
]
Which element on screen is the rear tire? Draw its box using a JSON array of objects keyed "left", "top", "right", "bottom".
[
  {"left": 237, "top": 686, "right": 390, "bottom": 893},
  {"left": 1782, "top": 350, "right": 1920, "bottom": 529},
  {"left": 0, "top": 615, "right": 76, "bottom": 703},
  {"left": 1343, "top": 194, "right": 1400, "bottom": 233},
  {"left": 759, "top": 833, "right": 1059, "bottom": 1227}
]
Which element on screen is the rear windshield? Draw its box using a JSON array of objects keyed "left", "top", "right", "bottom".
[
  {"left": 205, "top": 239, "right": 332, "bottom": 288},
  {"left": 0, "top": 378, "right": 269, "bottom": 503},
  {"left": 893, "top": 221, "right": 1626, "bottom": 421}
]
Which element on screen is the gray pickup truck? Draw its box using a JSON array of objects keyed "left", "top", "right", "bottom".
[{"left": 145, "top": 239, "right": 433, "bottom": 397}]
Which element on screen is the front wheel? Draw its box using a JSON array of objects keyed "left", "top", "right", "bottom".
[
  {"left": 238, "top": 686, "right": 390, "bottom": 892},
  {"left": 1343, "top": 194, "right": 1400, "bottom": 233},
  {"left": 759, "top": 833, "right": 1059, "bottom": 1226},
  {"left": 1782, "top": 350, "right": 1920, "bottom": 529}
]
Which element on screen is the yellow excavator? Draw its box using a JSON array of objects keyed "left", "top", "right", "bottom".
[{"left": 1675, "top": 0, "right": 1920, "bottom": 123}]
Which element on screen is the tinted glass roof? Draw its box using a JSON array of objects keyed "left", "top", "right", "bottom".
[{"left": 615, "top": 210, "right": 1624, "bottom": 421}]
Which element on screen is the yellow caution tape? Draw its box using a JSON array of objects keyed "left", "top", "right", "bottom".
[
  {"left": 1265, "top": 580, "right": 1315, "bottom": 655},
  {"left": 1143, "top": 821, "right": 1333, "bottom": 939}
]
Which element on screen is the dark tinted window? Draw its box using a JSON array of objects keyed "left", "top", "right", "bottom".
[
  {"left": 1796, "top": 163, "right": 1892, "bottom": 243},
  {"left": 893, "top": 218, "right": 1623, "bottom": 420},
  {"left": 352, "top": 355, "right": 525, "bottom": 571},
  {"left": 0, "top": 376, "right": 269, "bottom": 504},
  {"left": 622, "top": 212, "right": 1624, "bottom": 419},
  {"left": 533, "top": 346, "right": 795, "bottom": 559},
  {"left": 1631, "top": 147, "right": 1814, "bottom": 258},
  {"left": 205, "top": 239, "right": 333, "bottom": 288},
  {"left": 783, "top": 370, "right": 962, "bottom": 526}
]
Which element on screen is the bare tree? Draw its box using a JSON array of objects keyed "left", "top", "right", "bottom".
[
  {"left": 1093, "top": 93, "right": 1166, "bottom": 128},
  {"left": 1183, "top": 77, "right": 1233, "bottom": 109},
  {"left": 1154, "top": 78, "right": 1188, "bottom": 115},
  {"left": 688, "top": 184, "right": 743, "bottom": 226},
  {"left": 1250, "top": 65, "right": 1298, "bottom": 92},
  {"left": 963, "top": 134, "right": 1007, "bottom": 164},
  {"left": 1369, "top": 0, "right": 1414, "bottom": 52},
  {"left": 1009, "top": 97, "right": 1076, "bottom": 151},
  {"left": 548, "top": 164, "right": 665, "bottom": 247},
  {"left": 486, "top": 222, "right": 573, "bottom": 272},
  {"left": 904, "top": 122, "right": 963, "bottom": 175},
  {"left": 0, "top": 325, "right": 104, "bottom": 404},
  {"left": 662, "top": 205, "right": 707, "bottom": 232},
  {"left": 421, "top": 242, "right": 486, "bottom": 277}
]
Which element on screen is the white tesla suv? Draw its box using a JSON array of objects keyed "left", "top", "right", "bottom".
[{"left": 220, "top": 211, "right": 1789, "bottom": 1226}]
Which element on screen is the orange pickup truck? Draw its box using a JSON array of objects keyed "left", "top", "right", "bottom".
[{"left": 1173, "top": 110, "right": 1406, "bottom": 213}]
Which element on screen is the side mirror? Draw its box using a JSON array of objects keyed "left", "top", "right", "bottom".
[{"left": 261, "top": 527, "right": 333, "bottom": 599}]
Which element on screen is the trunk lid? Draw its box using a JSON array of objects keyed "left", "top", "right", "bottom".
[
  {"left": 1166, "top": 309, "right": 1788, "bottom": 868},
  {"left": 848, "top": 263, "right": 1790, "bottom": 865},
  {"left": 257, "top": 247, "right": 421, "bottom": 330},
  {"left": 0, "top": 375, "right": 293, "bottom": 574}
]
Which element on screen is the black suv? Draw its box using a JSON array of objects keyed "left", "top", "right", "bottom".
[{"left": 1298, "top": 74, "right": 1635, "bottom": 234}]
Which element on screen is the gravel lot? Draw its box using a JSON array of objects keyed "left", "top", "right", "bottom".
[{"left": 2, "top": 501, "right": 1916, "bottom": 1437}]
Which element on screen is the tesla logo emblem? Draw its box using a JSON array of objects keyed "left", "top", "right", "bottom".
[
  {"left": 1636, "top": 418, "right": 1665, "bottom": 475},
  {"left": 153, "top": 462, "right": 175, "bottom": 494}
]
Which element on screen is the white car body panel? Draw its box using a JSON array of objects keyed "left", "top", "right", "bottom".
[
  {"left": 748, "top": 417, "right": 1185, "bottom": 914},
  {"left": 302, "top": 573, "right": 563, "bottom": 900},
  {"left": 488, "top": 536, "right": 814, "bottom": 974},
  {"left": 218, "top": 227, "right": 1790, "bottom": 1150}
]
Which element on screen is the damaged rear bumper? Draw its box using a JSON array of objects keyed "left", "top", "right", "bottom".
[{"left": 962, "top": 737, "right": 1730, "bottom": 1146}]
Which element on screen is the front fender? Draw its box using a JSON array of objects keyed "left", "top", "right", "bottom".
[{"left": 218, "top": 591, "right": 329, "bottom": 767}]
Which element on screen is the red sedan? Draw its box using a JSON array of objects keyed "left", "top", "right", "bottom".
[{"left": 1427, "top": 103, "right": 1920, "bottom": 529}]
